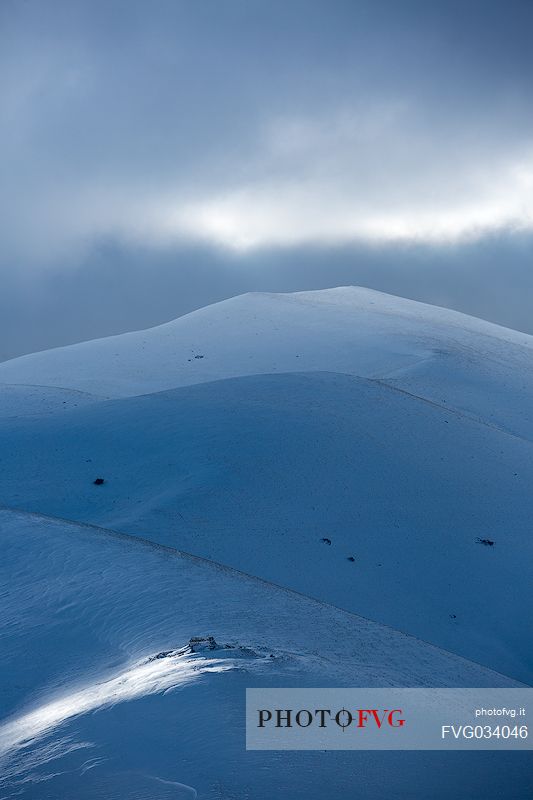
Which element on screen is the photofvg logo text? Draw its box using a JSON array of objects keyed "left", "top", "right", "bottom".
[
  {"left": 246, "top": 688, "right": 533, "bottom": 750},
  {"left": 258, "top": 707, "right": 405, "bottom": 731}
]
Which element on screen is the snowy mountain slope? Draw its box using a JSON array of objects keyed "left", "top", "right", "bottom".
[
  {"left": 1, "top": 371, "right": 532, "bottom": 682},
  {"left": 0, "top": 383, "right": 101, "bottom": 419},
  {"left": 2, "top": 288, "right": 533, "bottom": 798},
  {"left": 0, "top": 508, "right": 529, "bottom": 800},
  {"left": 1, "top": 287, "right": 533, "bottom": 440}
]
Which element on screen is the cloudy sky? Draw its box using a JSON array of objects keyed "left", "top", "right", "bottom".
[{"left": 1, "top": 0, "right": 532, "bottom": 360}]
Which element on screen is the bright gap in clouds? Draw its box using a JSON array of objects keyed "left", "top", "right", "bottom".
[
  {"left": 171, "top": 174, "right": 533, "bottom": 252},
  {"left": 160, "top": 111, "right": 533, "bottom": 252},
  {"left": 4, "top": 95, "right": 533, "bottom": 261}
]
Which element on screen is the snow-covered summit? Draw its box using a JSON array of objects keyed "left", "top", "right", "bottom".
[
  {"left": 0, "top": 287, "right": 530, "bottom": 383},
  {"left": 2, "top": 286, "right": 533, "bottom": 439}
]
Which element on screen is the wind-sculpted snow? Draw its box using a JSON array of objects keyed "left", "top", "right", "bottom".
[
  {"left": 0, "top": 509, "right": 530, "bottom": 799},
  {"left": 0, "top": 648, "right": 232, "bottom": 761}
]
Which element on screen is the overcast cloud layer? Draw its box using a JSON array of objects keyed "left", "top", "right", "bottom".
[{"left": 1, "top": 0, "right": 532, "bottom": 359}]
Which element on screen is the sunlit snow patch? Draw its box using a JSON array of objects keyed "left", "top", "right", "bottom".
[{"left": 0, "top": 643, "right": 234, "bottom": 761}]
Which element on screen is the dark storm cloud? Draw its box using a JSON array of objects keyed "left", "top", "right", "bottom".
[{"left": 0, "top": 0, "right": 532, "bottom": 357}]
